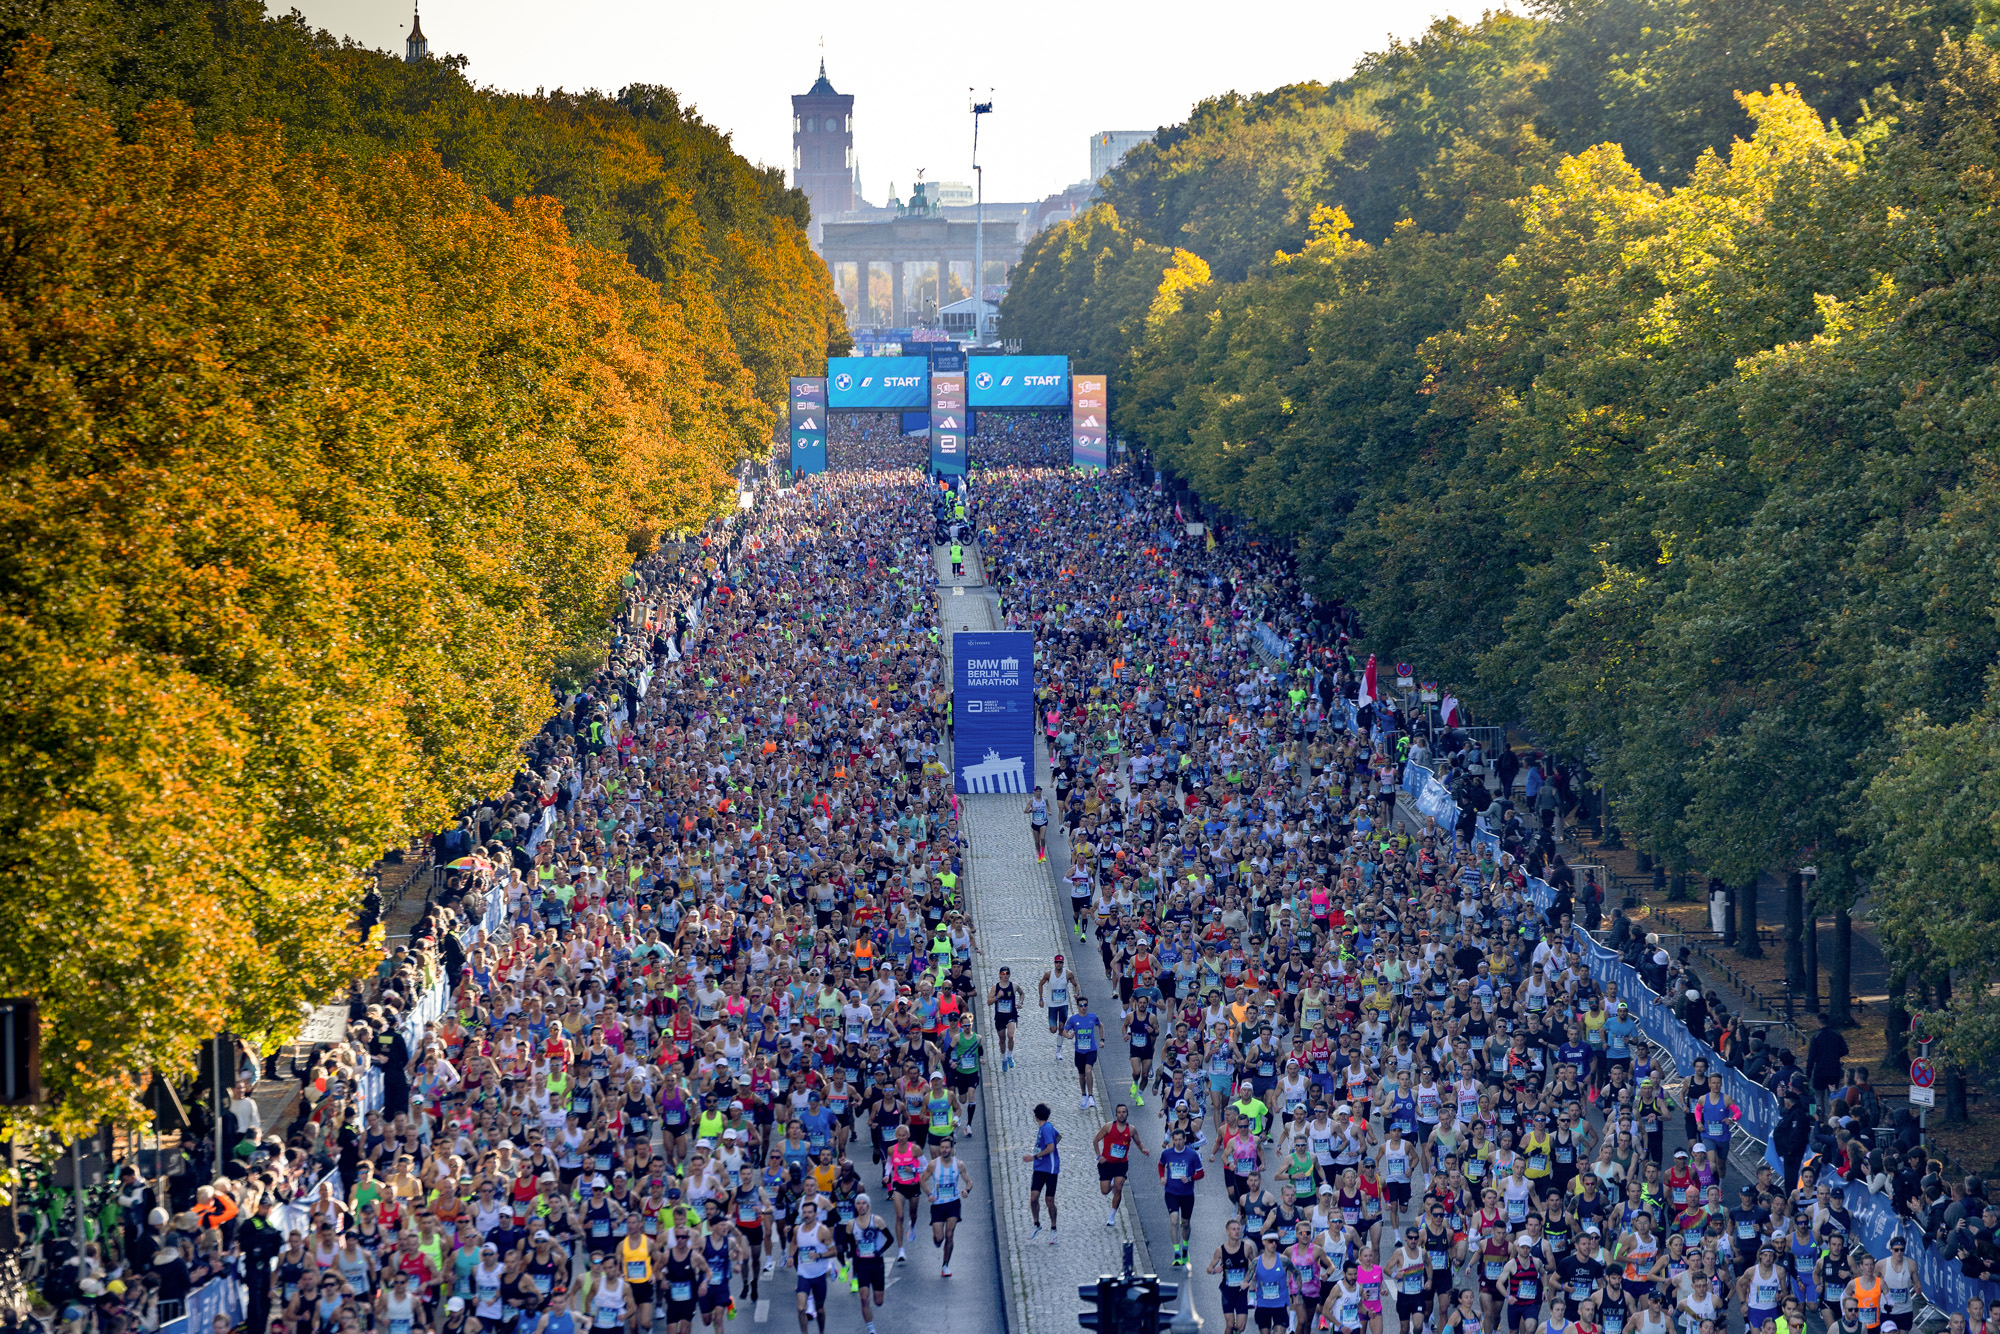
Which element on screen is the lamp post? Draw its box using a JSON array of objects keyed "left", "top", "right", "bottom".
[{"left": 968, "top": 90, "right": 992, "bottom": 344}]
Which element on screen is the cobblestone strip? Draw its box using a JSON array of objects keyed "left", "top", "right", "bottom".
[{"left": 934, "top": 541, "right": 1151, "bottom": 1334}]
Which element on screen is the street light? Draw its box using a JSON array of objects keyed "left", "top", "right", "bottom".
[{"left": 969, "top": 90, "right": 993, "bottom": 344}]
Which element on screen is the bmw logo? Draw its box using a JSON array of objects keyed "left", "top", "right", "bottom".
[
  {"left": 974, "top": 372, "right": 993, "bottom": 391},
  {"left": 834, "top": 373, "right": 853, "bottom": 392}
]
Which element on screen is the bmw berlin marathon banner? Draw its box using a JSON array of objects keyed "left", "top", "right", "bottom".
[
  {"left": 788, "top": 376, "right": 826, "bottom": 475},
  {"left": 953, "top": 632, "right": 1036, "bottom": 794},
  {"left": 930, "top": 371, "right": 967, "bottom": 476},
  {"left": 1072, "top": 373, "right": 1108, "bottom": 469}
]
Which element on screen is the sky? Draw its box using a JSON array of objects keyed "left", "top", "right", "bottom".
[{"left": 280, "top": 0, "right": 1491, "bottom": 205}]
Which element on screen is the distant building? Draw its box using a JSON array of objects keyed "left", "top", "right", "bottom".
[
  {"left": 1033, "top": 181, "right": 1095, "bottom": 233},
  {"left": 934, "top": 180, "right": 975, "bottom": 207},
  {"left": 404, "top": 4, "right": 428, "bottom": 61},
  {"left": 1090, "top": 130, "right": 1153, "bottom": 186},
  {"left": 793, "top": 62, "right": 855, "bottom": 244}
]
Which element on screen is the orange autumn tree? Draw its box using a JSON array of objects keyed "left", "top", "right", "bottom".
[{"left": 0, "top": 43, "right": 745, "bottom": 1135}]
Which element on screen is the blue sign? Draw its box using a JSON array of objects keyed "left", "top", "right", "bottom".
[
  {"left": 953, "top": 632, "right": 1036, "bottom": 794},
  {"left": 930, "top": 348, "right": 966, "bottom": 372},
  {"left": 967, "top": 355, "right": 1069, "bottom": 408},
  {"left": 788, "top": 376, "right": 826, "bottom": 475},
  {"left": 829, "top": 356, "right": 930, "bottom": 408}
]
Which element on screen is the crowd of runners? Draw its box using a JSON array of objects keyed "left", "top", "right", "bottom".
[
  {"left": 961, "top": 469, "right": 1940, "bottom": 1334},
  {"left": 56, "top": 457, "right": 1959, "bottom": 1334}
]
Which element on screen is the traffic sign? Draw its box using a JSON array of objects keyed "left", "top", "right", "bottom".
[
  {"left": 1911, "top": 1057, "right": 1935, "bottom": 1088},
  {"left": 1911, "top": 1084, "right": 1936, "bottom": 1108}
]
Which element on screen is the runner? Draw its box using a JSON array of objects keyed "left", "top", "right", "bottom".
[
  {"left": 846, "top": 1194, "right": 893, "bottom": 1334},
  {"left": 1158, "top": 1124, "right": 1203, "bottom": 1267},
  {"left": 1093, "top": 1102, "right": 1151, "bottom": 1227},
  {"left": 989, "top": 965, "right": 1021, "bottom": 1070},
  {"left": 922, "top": 1135, "right": 971, "bottom": 1278},
  {"left": 1024, "top": 1102, "right": 1062, "bottom": 1245},
  {"left": 1041, "top": 954, "right": 1079, "bottom": 1035},
  {"left": 1066, "top": 994, "right": 1106, "bottom": 1109}
]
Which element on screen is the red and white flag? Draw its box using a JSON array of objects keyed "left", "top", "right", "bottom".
[
  {"left": 1441, "top": 693, "right": 1461, "bottom": 727},
  {"left": 1357, "top": 653, "right": 1378, "bottom": 709}
]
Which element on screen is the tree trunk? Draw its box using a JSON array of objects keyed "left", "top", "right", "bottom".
[
  {"left": 1667, "top": 869, "right": 1691, "bottom": 904},
  {"left": 1785, "top": 870, "right": 1804, "bottom": 1019},
  {"left": 1829, "top": 907, "right": 1853, "bottom": 1026},
  {"left": 1738, "top": 876, "right": 1763, "bottom": 959},
  {"left": 1886, "top": 970, "right": 1908, "bottom": 1072},
  {"left": 1945, "top": 1069, "right": 1970, "bottom": 1124},
  {"left": 1804, "top": 904, "right": 1820, "bottom": 1011}
]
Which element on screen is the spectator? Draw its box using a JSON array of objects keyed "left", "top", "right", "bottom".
[{"left": 1807, "top": 1011, "right": 1850, "bottom": 1098}]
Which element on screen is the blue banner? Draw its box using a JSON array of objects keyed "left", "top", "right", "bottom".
[
  {"left": 931, "top": 372, "right": 967, "bottom": 477},
  {"left": 1072, "top": 373, "right": 1108, "bottom": 468},
  {"left": 788, "top": 376, "right": 826, "bottom": 475},
  {"left": 953, "top": 632, "right": 1035, "bottom": 794},
  {"left": 829, "top": 356, "right": 929, "bottom": 408},
  {"left": 968, "top": 355, "right": 1070, "bottom": 407}
]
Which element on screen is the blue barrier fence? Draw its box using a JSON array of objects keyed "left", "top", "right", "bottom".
[{"left": 158, "top": 1269, "right": 243, "bottom": 1334}]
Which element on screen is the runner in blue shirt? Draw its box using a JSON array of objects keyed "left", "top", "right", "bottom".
[
  {"left": 1066, "top": 995, "right": 1104, "bottom": 1109},
  {"left": 1157, "top": 1125, "right": 1204, "bottom": 1267},
  {"left": 1021, "top": 1102, "right": 1062, "bottom": 1245}
]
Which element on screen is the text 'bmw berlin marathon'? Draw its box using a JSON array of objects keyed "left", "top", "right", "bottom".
[{"left": 953, "top": 631, "right": 1036, "bottom": 794}]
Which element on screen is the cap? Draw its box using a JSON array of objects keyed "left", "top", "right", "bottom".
[
  {"left": 448, "top": 1299, "right": 467, "bottom": 1313},
  {"left": 534, "top": 1230, "right": 552, "bottom": 1241}
]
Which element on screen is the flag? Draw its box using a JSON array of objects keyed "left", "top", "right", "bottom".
[
  {"left": 1357, "top": 654, "right": 1378, "bottom": 710},
  {"left": 1440, "top": 693, "right": 1461, "bottom": 727}
]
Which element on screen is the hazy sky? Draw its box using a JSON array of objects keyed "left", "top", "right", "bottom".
[{"left": 280, "top": 0, "right": 1490, "bottom": 204}]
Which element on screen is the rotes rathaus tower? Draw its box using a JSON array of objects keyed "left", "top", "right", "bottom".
[{"left": 792, "top": 60, "right": 855, "bottom": 228}]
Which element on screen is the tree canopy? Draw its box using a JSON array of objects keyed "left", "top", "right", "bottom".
[
  {"left": 0, "top": 0, "right": 843, "bottom": 1135},
  {"left": 1001, "top": 4, "right": 2000, "bottom": 1074}
]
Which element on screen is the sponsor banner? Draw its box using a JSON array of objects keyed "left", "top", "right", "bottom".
[
  {"left": 1072, "top": 372, "right": 1108, "bottom": 468},
  {"left": 931, "top": 372, "right": 967, "bottom": 476},
  {"left": 968, "top": 354, "right": 1070, "bottom": 407},
  {"left": 829, "top": 355, "right": 930, "bottom": 408},
  {"left": 953, "top": 631, "right": 1035, "bottom": 794},
  {"left": 788, "top": 376, "right": 826, "bottom": 475},
  {"left": 930, "top": 348, "right": 966, "bottom": 373}
]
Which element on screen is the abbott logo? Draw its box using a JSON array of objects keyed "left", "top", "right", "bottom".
[{"left": 833, "top": 373, "right": 853, "bottom": 392}]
